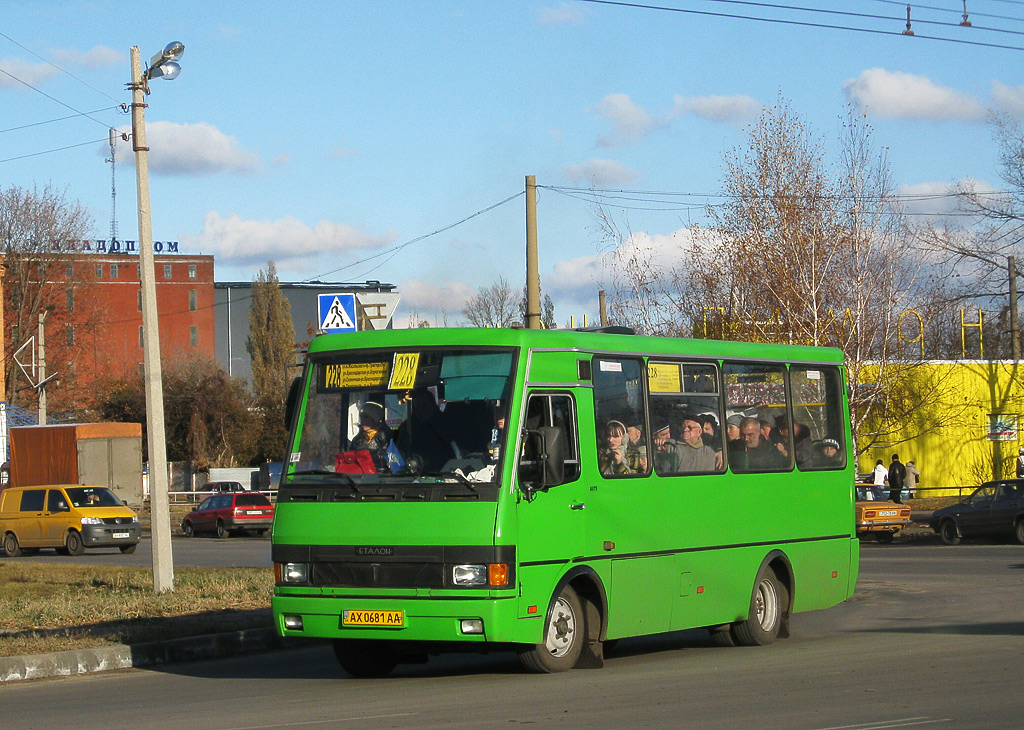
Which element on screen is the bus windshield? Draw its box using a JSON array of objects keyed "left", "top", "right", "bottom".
[{"left": 286, "top": 348, "right": 515, "bottom": 488}]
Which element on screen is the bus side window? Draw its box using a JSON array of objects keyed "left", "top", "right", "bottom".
[
  {"left": 791, "top": 365, "right": 846, "bottom": 470},
  {"left": 521, "top": 393, "right": 581, "bottom": 483},
  {"left": 722, "top": 362, "right": 792, "bottom": 473},
  {"left": 647, "top": 361, "right": 725, "bottom": 476},
  {"left": 594, "top": 358, "right": 649, "bottom": 478}
]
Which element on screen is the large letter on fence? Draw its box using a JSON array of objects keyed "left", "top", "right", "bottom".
[
  {"left": 898, "top": 309, "right": 924, "bottom": 359},
  {"left": 961, "top": 309, "right": 984, "bottom": 359}
]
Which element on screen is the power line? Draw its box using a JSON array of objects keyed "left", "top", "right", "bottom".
[
  {"left": 0, "top": 66, "right": 118, "bottom": 131},
  {"left": 307, "top": 191, "right": 525, "bottom": 282},
  {"left": 0, "top": 30, "right": 122, "bottom": 103},
  {"left": 574, "top": 0, "right": 1024, "bottom": 51},
  {"left": 0, "top": 106, "right": 124, "bottom": 135},
  {"left": 0, "top": 137, "right": 108, "bottom": 164},
  {"left": 866, "top": 0, "right": 1024, "bottom": 24}
]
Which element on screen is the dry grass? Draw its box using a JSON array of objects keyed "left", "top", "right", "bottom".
[{"left": 0, "top": 563, "right": 272, "bottom": 657}]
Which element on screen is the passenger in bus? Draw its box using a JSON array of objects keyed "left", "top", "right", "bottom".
[
  {"left": 725, "top": 414, "right": 743, "bottom": 445},
  {"left": 813, "top": 438, "right": 843, "bottom": 467},
  {"left": 599, "top": 420, "right": 642, "bottom": 475},
  {"left": 395, "top": 389, "right": 456, "bottom": 472},
  {"left": 734, "top": 416, "right": 787, "bottom": 471},
  {"left": 349, "top": 401, "right": 392, "bottom": 473},
  {"left": 698, "top": 413, "right": 724, "bottom": 470},
  {"left": 792, "top": 422, "right": 815, "bottom": 466},
  {"left": 669, "top": 413, "right": 717, "bottom": 472},
  {"left": 626, "top": 424, "right": 649, "bottom": 472}
]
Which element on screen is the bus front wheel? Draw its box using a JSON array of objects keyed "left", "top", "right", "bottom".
[
  {"left": 731, "top": 566, "right": 787, "bottom": 647},
  {"left": 332, "top": 639, "right": 397, "bottom": 678},
  {"left": 517, "top": 584, "right": 584, "bottom": 673}
]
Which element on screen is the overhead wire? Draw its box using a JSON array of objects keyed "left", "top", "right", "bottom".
[{"left": 574, "top": 0, "right": 1024, "bottom": 51}]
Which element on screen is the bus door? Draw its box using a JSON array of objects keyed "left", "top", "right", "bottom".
[{"left": 515, "top": 391, "right": 586, "bottom": 577}]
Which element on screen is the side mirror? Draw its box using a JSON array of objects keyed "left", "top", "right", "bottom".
[
  {"left": 519, "top": 426, "right": 567, "bottom": 496},
  {"left": 284, "top": 376, "right": 302, "bottom": 431}
]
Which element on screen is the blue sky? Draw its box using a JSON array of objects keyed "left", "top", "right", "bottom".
[{"left": 3, "top": 1, "right": 1023, "bottom": 327}]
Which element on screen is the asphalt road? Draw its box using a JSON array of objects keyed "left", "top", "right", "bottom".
[
  {"left": 0, "top": 533, "right": 273, "bottom": 568},
  {"left": 1, "top": 539, "right": 1022, "bottom": 729}
]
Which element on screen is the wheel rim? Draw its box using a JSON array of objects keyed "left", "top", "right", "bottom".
[
  {"left": 754, "top": 578, "right": 779, "bottom": 631},
  {"left": 545, "top": 595, "right": 578, "bottom": 658}
]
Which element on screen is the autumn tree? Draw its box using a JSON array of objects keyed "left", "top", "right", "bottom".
[
  {"left": 519, "top": 282, "right": 557, "bottom": 329},
  {"left": 247, "top": 262, "right": 296, "bottom": 461},
  {"left": 0, "top": 184, "right": 97, "bottom": 408},
  {"left": 603, "top": 101, "right": 958, "bottom": 453},
  {"left": 91, "top": 356, "right": 256, "bottom": 467}
]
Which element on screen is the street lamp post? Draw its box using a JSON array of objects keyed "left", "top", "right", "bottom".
[{"left": 129, "top": 42, "right": 183, "bottom": 593}]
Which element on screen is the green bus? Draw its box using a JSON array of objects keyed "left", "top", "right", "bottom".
[{"left": 272, "top": 327, "right": 858, "bottom": 676}]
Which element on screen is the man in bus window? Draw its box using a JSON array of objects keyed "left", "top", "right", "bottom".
[
  {"left": 669, "top": 413, "right": 717, "bottom": 473},
  {"left": 736, "top": 416, "right": 787, "bottom": 471}
]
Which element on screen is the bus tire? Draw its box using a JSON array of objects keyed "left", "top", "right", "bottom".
[
  {"left": 332, "top": 639, "right": 398, "bottom": 678},
  {"left": 940, "top": 520, "right": 960, "bottom": 546},
  {"left": 731, "top": 566, "right": 787, "bottom": 647},
  {"left": 708, "top": 625, "right": 737, "bottom": 647},
  {"left": 517, "top": 584, "right": 584, "bottom": 673}
]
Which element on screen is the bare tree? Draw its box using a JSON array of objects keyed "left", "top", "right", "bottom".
[
  {"left": 463, "top": 276, "right": 519, "bottom": 327},
  {"left": 0, "top": 184, "right": 96, "bottom": 408}
]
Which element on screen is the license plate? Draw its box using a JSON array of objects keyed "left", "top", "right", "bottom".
[
  {"left": 342, "top": 610, "right": 404, "bottom": 627},
  {"left": 112, "top": 532, "right": 130, "bottom": 539},
  {"left": 879, "top": 510, "right": 898, "bottom": 517}
]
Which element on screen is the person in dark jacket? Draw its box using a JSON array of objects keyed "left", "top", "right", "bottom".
[
  {"left": 350, "top": 401, "right": 392, "bottom": 473},
  {"left": 888, "top": 453, "right": 907, "bottom": 504}
]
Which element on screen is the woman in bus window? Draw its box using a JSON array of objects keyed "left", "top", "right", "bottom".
[{"left": 599, "top": 420, "right": 641, "bottom": 475}]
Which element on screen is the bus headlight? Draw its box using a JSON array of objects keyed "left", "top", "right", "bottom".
[
  {"left": 453, "top": 563, "right": 509, "bottom": 587},
  {"left": 453, "top": 565, "right": 488, "bottom": 586},
  {"left": 276, "top": 562, "right": 308, "bottom": 584}
]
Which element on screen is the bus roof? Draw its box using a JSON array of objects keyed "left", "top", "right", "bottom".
[{"left": 306, "top": 328, "right": 845, "bottom": 365}]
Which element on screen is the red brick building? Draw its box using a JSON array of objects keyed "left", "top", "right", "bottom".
[
  {"left": 4, "top": 248, "right": 216, "bottom": 408},
  {"left": 71, "top": 250, "right": 216, "bottom": 378}
]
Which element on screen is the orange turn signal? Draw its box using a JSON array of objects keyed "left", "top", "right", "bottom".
[{"left": 488, "top": 563, "right": 509, "bottom": 586}]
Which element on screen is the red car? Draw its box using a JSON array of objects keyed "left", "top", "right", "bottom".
[{"left": 181, "top": 492, "right": 275, "bottom": 538}]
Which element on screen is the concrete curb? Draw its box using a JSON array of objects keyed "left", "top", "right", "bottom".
[{"left": 0, "top": 628, "right": 308, "bottom": 683}]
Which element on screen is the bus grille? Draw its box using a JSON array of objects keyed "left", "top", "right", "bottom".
[{"left": 311, "top": 561, "right": 444, "bottom": 588}]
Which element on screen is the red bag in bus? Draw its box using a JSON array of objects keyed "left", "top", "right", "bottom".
[{"left": 335, "top": 450, "right": 376, "bottom": 474}]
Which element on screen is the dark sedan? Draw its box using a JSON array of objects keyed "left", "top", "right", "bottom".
[{"left": 929, "top": 479, "right": 1024, "bottom": 545}]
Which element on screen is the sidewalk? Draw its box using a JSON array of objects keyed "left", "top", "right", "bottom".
[{"left": 0, "top": 628, "right": 308, "bottom": 683}]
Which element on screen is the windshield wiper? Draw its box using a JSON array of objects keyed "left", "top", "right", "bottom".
[
  {"left": 421, "top": 470, "right": 478, "bottom": 492},
  {"left": 288, "top": 469, "right": 358, "bottom": 489}
]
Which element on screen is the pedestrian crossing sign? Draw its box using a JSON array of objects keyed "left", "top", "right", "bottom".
[{"left": 318, "top": 293, "right": 357, "bottom": 333}]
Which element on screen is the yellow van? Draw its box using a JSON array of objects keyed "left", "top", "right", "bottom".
[{"left": 0, "top": 485, "right": 141, "bottom": 556}]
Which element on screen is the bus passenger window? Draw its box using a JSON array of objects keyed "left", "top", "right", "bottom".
[
  {"left": 722, "top": 362, "right": 791, "bottom": 473},
  {"left": 791, "top": 366, "right": 846, "bottom": 470},
  {"left": 593, "top": 358, "right": 650, "bottom": 477},
  {"left": 647, "top": 361, "right": 725, "bottom": 475}
]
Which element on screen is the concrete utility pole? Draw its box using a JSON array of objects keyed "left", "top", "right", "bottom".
[
  {"left": 525, "top": 175, "right": 541, "bottom": 330},
  {"left": 1010, "top": 256, "right": 1020, "bottom": 361},
  {"left": 599, "top": 290, "right": 608, "bottom": 327},
  {"left": 130, "top": 44, "right": 179, "bottom": 593},
  {"left": 37, "top": 313, "right": 46, "bottom": 426}
]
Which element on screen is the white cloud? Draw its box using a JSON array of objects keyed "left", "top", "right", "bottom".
[
  {"left": 50, "top": 45, "right": 122, "bottom": 68},
  {"left": 393, "top": 279, "right": 476, "bottom": 327},
  {"left": 673, "top": 94, "right": 761, "bottom": 124},
  {"left": 113, "top": 121, "right": 260, "bottom": 175},
  {"left": 0, "top": 57, "right": 58, "bottom": 87},
  {"left": 180, "top": 211, "right": 398, "bottom": 268},
  {"left": 539, "top": 2, "right": 584, "bottom": 25},
  {"left": 595, "top": 93, "right": 669, "bottom": 148},
  {"left": 563, "top": 158, "right": 638, "bottom": 186},
  {"left": 992, "top": 81, "right": 1024, "bottom": 118},
  {"left": 843, "top": 68, "right": 985, "bottom": 121}
]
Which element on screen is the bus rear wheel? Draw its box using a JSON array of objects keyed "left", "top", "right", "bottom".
[
  {"left": 332, "top": 639, "right": 398, "bottom": 678},
  {"left": 731, "top": 566, "right": 787, "bottom": 647},
  {"left": 517, "top": 584, "right": 584, "bottom": 673}
]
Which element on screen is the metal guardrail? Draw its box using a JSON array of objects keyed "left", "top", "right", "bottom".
[{"left": 157, "top": 490, "right": 279, "bottom": 503}]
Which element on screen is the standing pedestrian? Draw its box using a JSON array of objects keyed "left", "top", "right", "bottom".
[
  {"left": 872, "top": 459, "right": 887, "bottom": 489},
  {"left": 1016, "top": 447, "right": 1024, "bottom": 478},
  {"left": 888, "top": 453, "right": 907, "bottom": 504},
  {"left": 905, "top": 459, "right": 921, "bottom": 499}
]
